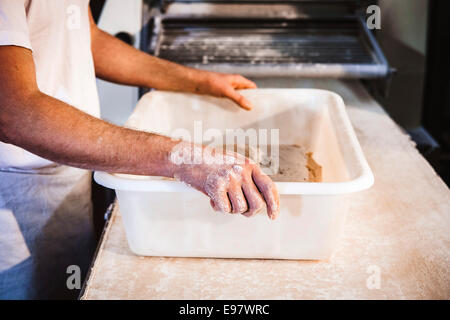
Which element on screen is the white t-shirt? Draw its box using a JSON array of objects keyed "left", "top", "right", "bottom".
[{"left": 0, "top": 0, "right": 100, "bottom": 172}]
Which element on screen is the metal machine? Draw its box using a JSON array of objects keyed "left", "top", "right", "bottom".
[{"left": 141, "top": 0, "right": 390, "bottom": 79}]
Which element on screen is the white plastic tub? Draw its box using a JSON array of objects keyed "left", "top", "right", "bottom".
[{"left": 95, "top": 89, "right": 374, "bottom": 260}]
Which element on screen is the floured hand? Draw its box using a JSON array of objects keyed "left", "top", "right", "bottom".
[{"left": 169, "top": 143, "right": 280, "bottom": 219}]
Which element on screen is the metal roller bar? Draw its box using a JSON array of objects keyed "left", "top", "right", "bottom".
[{"left": 153, "top": 18, "right": 389, "bottom": 78}]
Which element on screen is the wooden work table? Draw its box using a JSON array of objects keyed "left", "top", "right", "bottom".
[{"left": 81, "top": 80, "right": 450, "bottom": 300}]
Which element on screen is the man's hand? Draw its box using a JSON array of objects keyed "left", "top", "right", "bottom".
[
  {"left": 192, "top": 71, "right": 257, "bottom": 110},
  {"left": 169, "top": 143, "right": 280, "bottom": 219}
]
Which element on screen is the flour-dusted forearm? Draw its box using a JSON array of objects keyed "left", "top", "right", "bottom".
[
  {"left": 0, "top": 46, "right": 177, "bottom": 177},
  {"left": 0, "top": 51, "right": 176, "bottom": 176},
  {"left": 2, "top": 94, "right": 180, "bottom": 177}
]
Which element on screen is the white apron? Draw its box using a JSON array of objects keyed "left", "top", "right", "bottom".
[
  {"left": 0, "top": 0, "right": 100, "bottom": 299},
  {"left": 0, "top": 166, "right": 96, "bottom": 299}
]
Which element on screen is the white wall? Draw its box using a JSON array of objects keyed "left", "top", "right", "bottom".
[
  {"left": 96, "top": 0, "right": 143, "bottom": 126},
  {"left": 379, "top": 0, "right": 428, "bottom": 54}
]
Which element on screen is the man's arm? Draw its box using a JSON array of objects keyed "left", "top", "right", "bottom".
[
  {"left": 0, "top": 46, "right": 177, "bottom": 177},
  {"left": 88, "top": 10, "right": 256, "bottom": 110},
  {"left": 0, "top": 46, "right": 279, "bottom": 218}
]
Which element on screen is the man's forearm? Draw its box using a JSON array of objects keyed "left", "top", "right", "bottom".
[
  {"left": 1, "top": 90, "right": 178, "bottom": 176},
  {"left": 90, "top": 23, "right": 203, "bottom": 92},
  {"left": 88, "top": 9, "right": 257, "bottom": 110}
]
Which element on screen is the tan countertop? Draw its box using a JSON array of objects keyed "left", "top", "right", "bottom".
[{"left": 81, "top": 80, "right": 450, "bottom": 300}]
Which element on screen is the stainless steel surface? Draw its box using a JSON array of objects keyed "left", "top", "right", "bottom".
[
  {"left": 143, "top": 0, "right": 389, "bottom": 78},
  {"left": 157, "top": 23, "right": 372, "bottom": 64}
]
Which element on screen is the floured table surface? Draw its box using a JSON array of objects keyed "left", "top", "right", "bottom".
[{"left": 81, "top": 79, "right": 450, "bottom": 300}]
